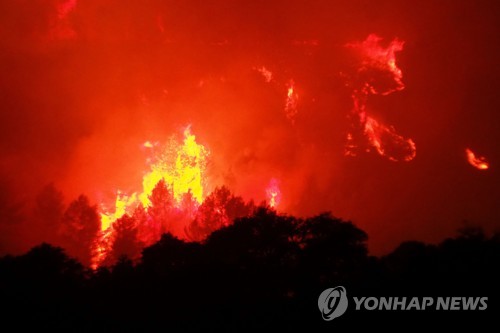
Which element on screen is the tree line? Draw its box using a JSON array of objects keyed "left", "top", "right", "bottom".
[{"left": 0, "top": 183, "right": 499, "bottom": 330}]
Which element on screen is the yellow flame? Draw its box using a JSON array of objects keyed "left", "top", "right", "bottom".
[
  {"left": 143, "top": 141, "right": 154, "bottom": 148},
  {"left": 100, "top": 191, "right": 137, "bottom": 231},
  {"left": 139, "top": 127, "right": 208, "bottom": 206},
  {"left": 100, "top": 127, "right": 209, "bottom": 231}
]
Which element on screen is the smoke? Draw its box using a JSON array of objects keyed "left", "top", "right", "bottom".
[{"left": 1, "top": 0, "right": 500, "bottom": 255}]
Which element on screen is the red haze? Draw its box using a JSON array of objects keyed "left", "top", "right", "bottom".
[{"left": 1, "top": 0, "right": 500, "bottom": 256}]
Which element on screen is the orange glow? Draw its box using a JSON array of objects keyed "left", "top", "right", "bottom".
[
  {"left": 466, "top": 148, "right": 489, "bottom": 170},
  {"left": 143, "top": 141, "right": 156, "bottom": 148},
  {"left": 257, "top": 66, "right": 273, "bottom": 82},
  {"left": 91, "top": 230, "right": 111, "bottom": 270},
  {"left": 266, "top": 178, "right": 282, "bottom": 209},
  {"left": 285, "top": 80, "right": 299, "bottom": 122}
]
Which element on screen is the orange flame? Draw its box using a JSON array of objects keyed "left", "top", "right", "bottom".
[
  {"left": 266, "top": 178, "right": 281, "bottom": 209},
  {"left": 91, "top": 230, "right": 111, "bottom": 270},
  {"left": 345, "top": 34, "right": 415, "bottom": 162},
  {"left": 347, "top": 33, "right": 405, "bottom": 95},
  {"left": 466, "top": 148, "right": 489, "bottom": 170},
  {"left": 364, "top": 116, "right": 416, "bottom": 162},
  {"left": 285, "top": 80, "right": 299, "bottom": 122},
  {"left": 93, "top": 127, "right": 209, "bottom": 267}
]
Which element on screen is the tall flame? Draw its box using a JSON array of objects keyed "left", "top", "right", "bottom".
[
  {"left": 100, "top": 126, "right": 209, "bottom": 231},
  {"left": 139, "top": 126, "right": 208, "bottom": 207},
  {"left": 465, "top": 148, "right": 489, "bottom": 170}
]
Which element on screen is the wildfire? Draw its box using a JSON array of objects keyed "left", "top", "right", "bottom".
[
  {"left": 466, "top": 148, "right": 489, "bottom": 170},
  {"left": 92, "top": 230, "right": 111, "bottom": 270},
  {"left": 92, "top": 127, "right": 210, "bottom": 267},
  {"left": 345, "top": 34, "right": 416, "bottom": 162},
  {"left": 347, "top": 33, "right": 405, "bottom": 95},
  {"left": 266, "top": 178, "right": 282, "bottom": 209},
  {"left": 100, "top": 191, "right": 137, "bottom": 231},
  {"left": 139, "top": 126, "right": 208, "bottom": 207},
  {"left": 94, "top": 126, "right": 288, "bottom": 267},
  {"left": 285, "top": 80, "right": 299, "bottom": 123},
  {"left": 363, "top": 116, "right": 417, "bottom": 162},
  {"left": 100, "top": 126, "right": 209, "bottom": 231}
]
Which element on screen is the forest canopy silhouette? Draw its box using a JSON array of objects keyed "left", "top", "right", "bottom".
[{"left": 1, "top": 186, "right": 499, "bottom": 329}]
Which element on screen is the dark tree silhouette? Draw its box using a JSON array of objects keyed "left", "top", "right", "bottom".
[
  {"left": 381, "top": 240, "right": 438, "bottom": 293},
  {"left": 295, "top": 212, "right": 369, "bottom": 285},
  {"left": 2, "top": 210, "right": 500, "bottom": 330},
  {"left": 140, "top": 232, "right": 202, "bottom": 275},
  {"left": 147, "top": 179, "right": 174, "bottom": 235},
  {"left": 0, "top": 243, "right": 86, "bottom": 330},
  {"left": 109, "top": 214, "right": 143, "bottom": 263},
  {"left": 60, "top": 195, "right": 100, "bottom": 267},
  {"left": 205, "top": 206, "right": 297, "bottom": 264},
  {"left": 186, "top": 186, "right": 255, "bottom": 241},
  {"left": 9, "top": 243, "right": 84, "bottom": 279}
]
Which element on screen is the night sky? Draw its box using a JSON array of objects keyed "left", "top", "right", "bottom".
[{"left": 1, "top": 0, "right": 499, "bottom": 255}]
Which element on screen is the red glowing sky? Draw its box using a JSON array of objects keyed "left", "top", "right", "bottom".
[{"left": 1, "top": 0, "right": 499, "bottom": 255}]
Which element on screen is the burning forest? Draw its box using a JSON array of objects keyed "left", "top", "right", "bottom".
[{"left": 0, "top": 0, "right": 499, "bottom": 329}]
